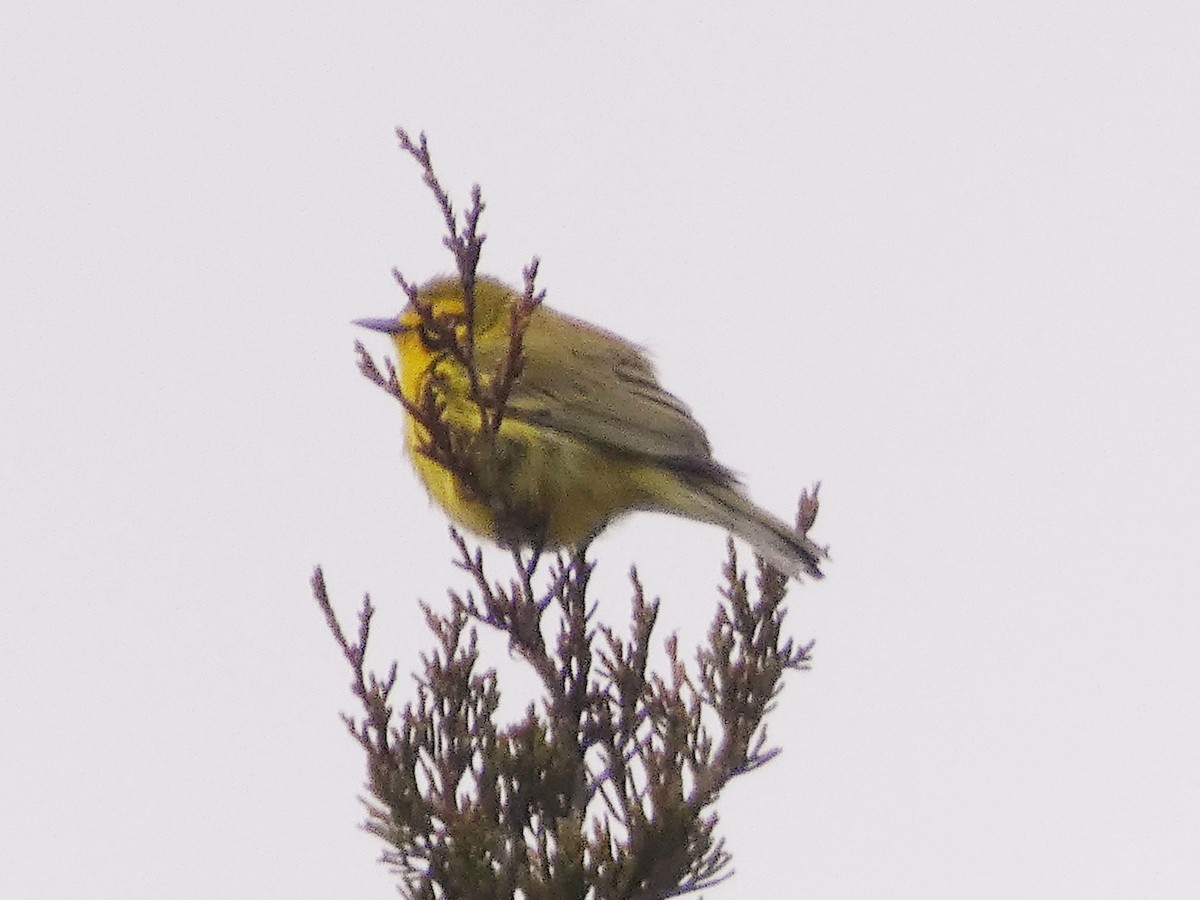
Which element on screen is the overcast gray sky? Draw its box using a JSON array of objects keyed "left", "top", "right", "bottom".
[{"left": 3, "top": 3, "right": 1198, "bottom": 897}]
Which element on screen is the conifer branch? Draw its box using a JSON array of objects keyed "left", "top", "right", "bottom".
[{"left": 317, "top": 127, "right": 824, "bottom": 898}]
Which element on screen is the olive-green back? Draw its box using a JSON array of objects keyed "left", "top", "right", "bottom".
[{"left": 477, "top": 307, "right": 734, "bottom": 483}]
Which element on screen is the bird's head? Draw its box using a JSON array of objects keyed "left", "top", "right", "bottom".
[{"left": 355, "top": 276, "right": 517, "bottom": 349}]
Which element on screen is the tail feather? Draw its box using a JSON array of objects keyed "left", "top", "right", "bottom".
[{"left": 679, "top": 480, "right": 826, "bottom": 580}]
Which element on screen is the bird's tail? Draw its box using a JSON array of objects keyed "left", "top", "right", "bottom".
[{"left": 668, "top": 478, "right": 826, "bottom": 580}]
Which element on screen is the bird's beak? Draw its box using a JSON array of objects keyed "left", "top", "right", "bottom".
[{"left": 353, "top": 316, "right": 404, "bottom": 334}]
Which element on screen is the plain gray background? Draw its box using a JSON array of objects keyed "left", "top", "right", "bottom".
[{"left": 3, "top": 3, "right": 1197, "bottom": 897}]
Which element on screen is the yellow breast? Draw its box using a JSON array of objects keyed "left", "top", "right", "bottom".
[
  {"left": 396, "top": 327, "right": 649, "bottom": 547},
  {"left": 403, "top": 406, "right": 650, "bottom": 547}
]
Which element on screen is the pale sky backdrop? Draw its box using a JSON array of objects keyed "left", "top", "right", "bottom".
[{"left": 3, "top": 3, "right": 1198, "bottom": 898}]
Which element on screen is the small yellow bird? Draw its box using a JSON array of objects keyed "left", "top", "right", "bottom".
[{"left": 356, "top": 276, "right": 824, "bottom": 579}]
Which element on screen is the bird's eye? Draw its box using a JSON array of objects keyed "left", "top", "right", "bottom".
[
  {"left": 415, "top": 309, "right": 470, "bottom": 351},
  {"left": 417, "top": 322, "right": 439, "bottom": 348}
]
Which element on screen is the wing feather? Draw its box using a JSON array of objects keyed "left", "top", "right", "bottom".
[{"left": 479, "top": 309, "right": 731, "bottom": 480}]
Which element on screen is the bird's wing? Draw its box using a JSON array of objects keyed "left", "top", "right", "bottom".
[{"left": 478, "top": 310, "right": 728, "bottom": 477}]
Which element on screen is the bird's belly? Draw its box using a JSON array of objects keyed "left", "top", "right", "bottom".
[{"left": 407, "top": 418, "right": 649, "bottom": 548}]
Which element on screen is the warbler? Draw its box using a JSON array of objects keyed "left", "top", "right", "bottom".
[{"left": 356, "top": 276, "right": 824, "bottom": 579}]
